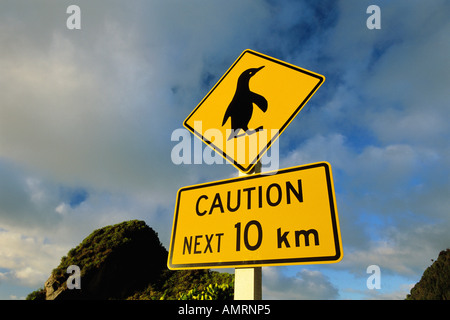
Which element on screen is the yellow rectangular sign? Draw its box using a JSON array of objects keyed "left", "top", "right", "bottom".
[
  {"left": 168, "top": 162, "right": 342, "bottom": 270},
  {"left": 184, "top": 49, "right": 325, "bottom": 174}
]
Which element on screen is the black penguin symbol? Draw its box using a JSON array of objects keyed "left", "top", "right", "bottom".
[{"left": 222, "top": 66, "right": 268, "bottom": 140}]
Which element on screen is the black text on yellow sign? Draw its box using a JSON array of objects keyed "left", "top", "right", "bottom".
[{"left": 168, "top": 162, "right": 343, "bottom": 270}]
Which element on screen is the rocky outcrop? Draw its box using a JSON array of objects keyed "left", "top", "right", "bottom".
[
  {"left": 44, "top": 274, "right": 65, "bottom": 300},
  {"left": 406, "top": 249, "right": 450, "bottom": 300},
  {"left": 44, "top": 220, "right": 168, "bottom": 300}
]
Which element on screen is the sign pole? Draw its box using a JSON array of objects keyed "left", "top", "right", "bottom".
[{"left": 234, "top": 161, "right": 262, "bottom": 300}]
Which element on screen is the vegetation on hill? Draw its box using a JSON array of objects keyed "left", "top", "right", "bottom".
[
  {"left": 406, "top": 248, "right": 450, "bottom": 300},
  {"left": 127, "top": 269, "right": 234, "bottom": 300},
  {"left": 26, "top": 220, "right": 233, "bottom": 300}
]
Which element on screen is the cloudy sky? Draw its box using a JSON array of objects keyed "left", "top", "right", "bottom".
[{"left": 0, "top": 0, "right": 449, "bottom": 300}]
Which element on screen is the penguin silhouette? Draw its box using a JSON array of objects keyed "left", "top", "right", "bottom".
[{"left": 222, "top": 66, "right": 268, "bottom": 140}]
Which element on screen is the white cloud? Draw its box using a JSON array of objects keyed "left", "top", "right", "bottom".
[
  {"left": 263, "top": 267, "right": 339, "bottom": 300},
  {"left": 0, "top": 229, "right": 66, "bottom": 287},
  {"left": 281, "top": 133, "right": 351, "bottom": 169},
  {"left": 55, "top": 203, "right": 69, "bottom": 216}
]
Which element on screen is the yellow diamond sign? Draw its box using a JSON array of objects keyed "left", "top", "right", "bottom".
[{"left": 184, "top": 49, "right": 325, "bottom": 173}]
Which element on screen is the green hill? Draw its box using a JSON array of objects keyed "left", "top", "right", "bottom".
[
  {"left": 406, "top": 248, "right": 450, "bottom": 300},
  {"left": 27, "top": 220, "right": 233, "bottom": 300}
]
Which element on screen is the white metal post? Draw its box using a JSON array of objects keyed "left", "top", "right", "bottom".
[
  {"left": 234, "top": 162, "right": 262, "bottom": 300},
  {"left": 234, "top": 267, "right": 262, "bottom": 300}
]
